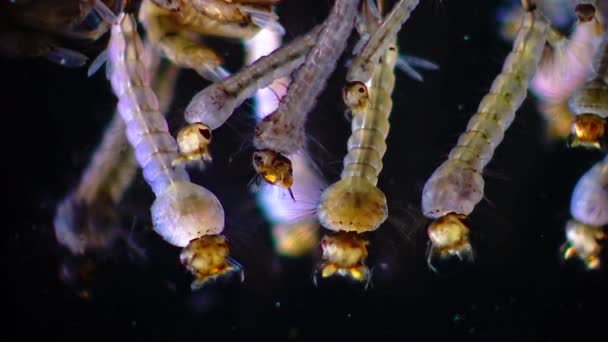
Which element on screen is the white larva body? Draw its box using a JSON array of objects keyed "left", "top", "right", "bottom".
[{"left": 108, "top": 13, "right": 225, "bottom": 247}]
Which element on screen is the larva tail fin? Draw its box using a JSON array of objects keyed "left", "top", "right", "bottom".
[
  {"left": 92, "top": 0, "right": 118, "bottom": 25},
  {"left": 243, "top": 6, "right": 286, "bottom": 36},
  {"left": 396, "top": 53, "right": 440, "bottom": 82},
  {"left": 198, "top": 64, "right": 231, "bottom": 82},
  {"left": 87, "top": 49, "right": 108, "bottom": 78}
]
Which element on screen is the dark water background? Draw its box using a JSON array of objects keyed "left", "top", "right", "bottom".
[{"left": 5, "top": 0, "right": 607, "bottom": 340}]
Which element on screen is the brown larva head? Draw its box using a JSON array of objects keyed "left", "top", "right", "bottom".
[
  {"left": 180, "top": 235, "right": 244, "bottom": 290},
  {"left": 314, "top": 232, "right": 371, "bottom": 287},
  {"left": 426, "top": 213, "right": 474, "bottom": 273},
  {"left": 342, "top": 81, "right": 369, "bottom": 111},
  {"left": 252, "top": 149, "right": 294, "bottom": 191},
  {"left": 568, "top": 114, "right": 607, "bottom": 150},
  {"left": 174, "top": 123, "right": 213, "bottom": 166},
  {"left": 561, "top": 220, "right": 605, "bottom": 270}
]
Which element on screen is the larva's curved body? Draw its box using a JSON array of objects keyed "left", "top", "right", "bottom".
[
  {"left": 562, "top": 156, "right": 608, "bottom": 269},
  {"left": 253, "top": 0, "right": 358, "bottom": 156},
  {"left": 108, "top": 13, "right": 239, "bottom": 289},
  {"left": 346, "top": 0, "right": 419, "bottom": 84},
  {"left": 184, "top": 25, "right": 321, "bottom": 131},
  {"left": 421, "top": 8, "right": 548, "bottom": 264}
]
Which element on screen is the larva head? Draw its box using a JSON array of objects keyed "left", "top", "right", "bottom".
[
  {"left": 314, "top": 232, "right": 370, "bottom": 286},
  {"left": 343, "top": 81, "right": 369, "bottom": 111},
  {"left": 150, "top": 0, "right": 180, "bottom": 11},
  {"left": 561, "top": 220, "right": 605, "bottom": 270},
  {"left": 174, "top": 123, "right": 213, "bottom": 166},
  {"left": 317, "top": 177, "right": 388, "bottom": 233},
  {"left": 252, "top": 149, "right": 294, "bottom": 192},
  {"left": 568, "top": 114, "right": 607, "bottom": 150},
  {"left": 180, "top": 235, "right": 244, "bottom": 290},
  {"left": 426, "top": 213, "right": 474, "bottom": 273}
]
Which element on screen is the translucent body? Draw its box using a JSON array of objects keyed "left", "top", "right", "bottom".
[
  {"left": 54, "top": 52, "right": 179, "bottom": 256},
  {"left": 346, "top": 0, "right": 419, "bottom": 83},
  {"left": 184, "top": 25, "right": 321, "bottom": 130},
  {"left": 109, "top": 13, "right": 237, "bottom": 288},
  {"left": 422, "top": 10, "right": 548, "bottom": 219},
  {"left": 246, "top": 28, "right": 323, "bottom": 258},
  {"left": 253, "top": 0, "right": 358, "bottom": 156},
  {"left": 317, "top": 33, "right": 399, "bottom": 234}
]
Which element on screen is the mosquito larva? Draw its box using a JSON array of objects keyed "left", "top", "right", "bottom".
[
  {"left": 315, "top": 2, "right": 398, "bottom": 284},
  {"left": 243, "top": 28, "right": 323, "bottom": 257},
  {"left": 568, "top": 35, "right": 608, "bottom": 149},
  {"left": 252, "top": 0, "right": 358, "bottom": 192},
  {"left": 346, "top": 0, "right": 419, "bottom": 84},
  {"left": 108, "top": 13, "right": 241, "bottom": 289},
  {"left": 175, "top": 25, "right": 321, "bottom": 166},
  {"left": 562, "top": 156, "right": 607, "bottom": 269},
  {"left": 421, "top": 1, "right": 548, "bottom": 270}
]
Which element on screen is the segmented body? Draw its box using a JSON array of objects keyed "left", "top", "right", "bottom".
[
  {"left": 346, "top": 0, "right": 419, "bottom": 83},
  {"left": 422, "top": 10, "right": 548, "bottom": 219},
  {"left": 341, "top": 42, "right": 397, "bottom": 186},
  {"left": 253, "top": 0, "right": 358, "bottom": 155},
  {"left": 108, "top": 13, "right": 225, "bottom": 247},
  {"left": 184, "top": 25, "right": 321, "bottom": 130}
]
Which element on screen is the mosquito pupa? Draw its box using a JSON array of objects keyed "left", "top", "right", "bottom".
[
  {"left": 252, "top": 0, "right": 358, "bottom": 192},
  {"left": 421, "top": 1, "right": 548, "bottom": 271},
  {"left": 562, "top": 156, "right": 607, "bottom": 269},
  {"left": 107, "top": 13, "right": 241, "bottom": 289}
]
